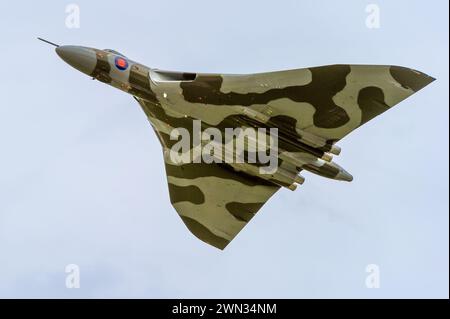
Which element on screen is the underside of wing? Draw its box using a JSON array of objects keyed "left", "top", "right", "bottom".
[
  {"left": 177, "top": 65, "right": 435, "bottom": 142},
  {"left": 134, "top": 64, "right": 434, "bottom": 249},
  {"left": 136, "top": 98, "right": 280, "bottom": 249},
  {"left": 164, "top": 160, "right": 279, "bottom": 249}
]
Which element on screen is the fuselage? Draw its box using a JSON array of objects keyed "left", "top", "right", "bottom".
[
  {"left": 56, "top": 46, "right": 157, "bottom": 102},
  {"left": 55, "top": 45, "right": 354, "bottom": 189}
]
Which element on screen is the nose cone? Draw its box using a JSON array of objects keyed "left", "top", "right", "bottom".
[{"left": 56, "top": 46, "right": 97, "bottom": 76}]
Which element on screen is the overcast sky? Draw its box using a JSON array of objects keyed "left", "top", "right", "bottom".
[{"left": 0, "top": 0, "right": 448, "bottom": 298}]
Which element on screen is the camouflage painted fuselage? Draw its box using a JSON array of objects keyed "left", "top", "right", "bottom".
[{"left": 55, "top": 45, "right": 435, "bottom": 249}]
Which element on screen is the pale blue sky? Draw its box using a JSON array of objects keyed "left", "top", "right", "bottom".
[{"left": 0, "top": 0, "right": 448, "bottom": 298}]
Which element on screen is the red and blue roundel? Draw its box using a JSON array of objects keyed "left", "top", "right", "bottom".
[{"left": 115, "top": 56, "right": 129, "bottom": 71}]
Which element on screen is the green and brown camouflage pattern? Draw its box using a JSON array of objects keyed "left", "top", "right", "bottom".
[{"left": 55, "top": 45, "right": 435, "bottom": 249}]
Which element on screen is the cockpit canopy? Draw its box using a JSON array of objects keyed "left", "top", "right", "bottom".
[{"left": 103, "top": 49, "right": 126, "bottom": 57}]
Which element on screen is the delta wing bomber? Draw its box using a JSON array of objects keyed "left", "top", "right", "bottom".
[{"left": 39, "top": 38, "right": 435, "bottom": 250}]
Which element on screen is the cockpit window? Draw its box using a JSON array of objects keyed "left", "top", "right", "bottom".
[{"left": 104, "top": 49, "right": 126, "bottom": 57}]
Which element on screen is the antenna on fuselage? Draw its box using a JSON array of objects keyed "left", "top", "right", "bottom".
[{"left": 37, "top": 37, "right": 60, "bottom": 48}]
